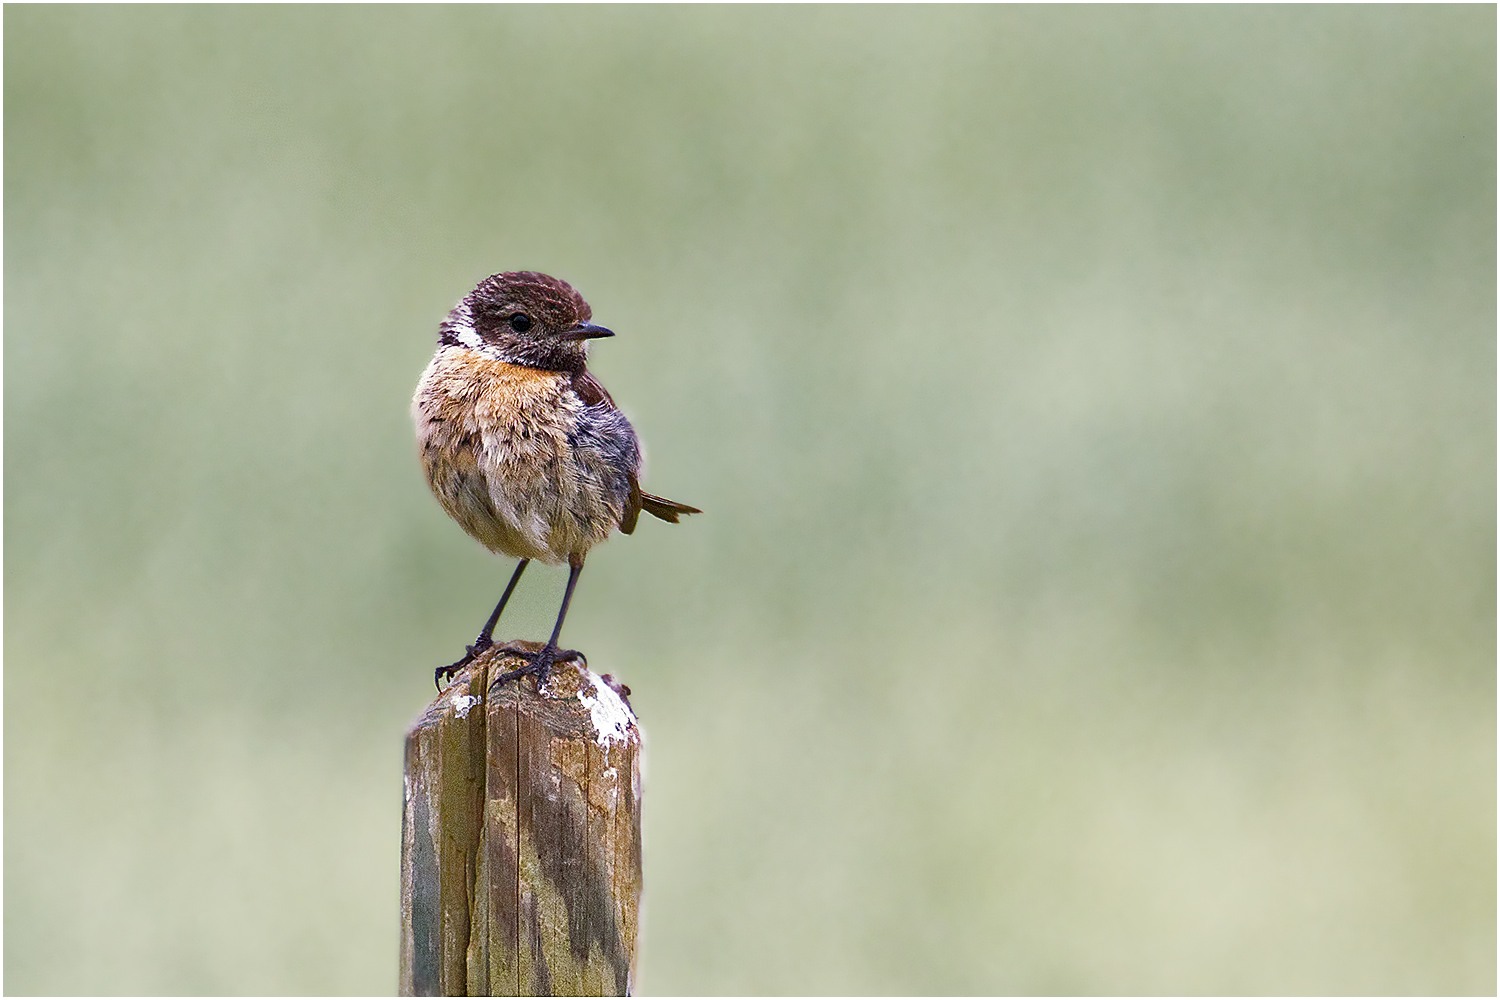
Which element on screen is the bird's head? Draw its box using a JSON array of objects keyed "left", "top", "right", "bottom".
[{"left": 439, "top": 271, "right": 612, "bottom": 371}]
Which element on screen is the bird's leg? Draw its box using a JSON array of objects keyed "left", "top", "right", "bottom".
[
  {"left": 492, "top": 554, "right": 585, "bottom": 691},
  {"left": 435, "top": 558, "right": 530, "bottom": 689}
]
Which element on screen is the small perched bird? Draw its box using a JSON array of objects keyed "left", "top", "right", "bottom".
[{"left": 414, "top": 271, "right": 700, "bottom": 690}]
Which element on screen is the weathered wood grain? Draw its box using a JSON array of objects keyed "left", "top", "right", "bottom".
[{"left": 400, "top": 644, "right": 643, "bottom": 997}]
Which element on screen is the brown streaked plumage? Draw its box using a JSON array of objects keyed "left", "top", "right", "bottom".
[{"left": 414, "top": 271, "right": 699, "bottom": 690}]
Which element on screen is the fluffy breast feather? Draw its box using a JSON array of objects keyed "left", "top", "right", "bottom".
[{"left": 413, "top": 347, "right": 640, "bottom": 564}]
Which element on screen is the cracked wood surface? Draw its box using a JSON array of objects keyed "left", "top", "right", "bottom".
[{"left": 400, "top": 644, "right": 643, "bottom": 996}]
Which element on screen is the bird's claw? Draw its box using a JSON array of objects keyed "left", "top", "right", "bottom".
[
  {"left": 434, "top": 637, "right": 495, "bottom": 690},
  {"left": 488, "top": 644, "right": 585, "bottom": 692}
]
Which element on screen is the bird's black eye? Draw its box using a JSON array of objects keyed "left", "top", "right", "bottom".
[{"left": 508, "top": 313, "right": 532, "bottom": 333}]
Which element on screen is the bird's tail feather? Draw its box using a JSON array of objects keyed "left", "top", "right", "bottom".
[{"left": 640, "top": 492, "right": 702, "bottom": 523}]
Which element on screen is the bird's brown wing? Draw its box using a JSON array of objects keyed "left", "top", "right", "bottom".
[
  {"left": 572, "top": 369, "right": 701, "bottom": 531},
  {"left": 572, "top": 370, "right": 617, "bottom": 409},
  {"left": 622, "top": 473, "right": 642, "bottom": 535},
  {"left": 573, "top": 370, "right": 639, "bottom": 531}
]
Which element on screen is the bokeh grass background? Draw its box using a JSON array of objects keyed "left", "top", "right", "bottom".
[{"left": 6, "top": 6, "right": 1494, "bottom": 995}]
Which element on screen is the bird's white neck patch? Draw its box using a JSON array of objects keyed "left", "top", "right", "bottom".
[{"left": 443, "top": 299, "right": 484, "bottom": 351}]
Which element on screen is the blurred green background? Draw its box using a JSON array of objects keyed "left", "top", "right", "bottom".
[{"left": 6, "top": 6, "right": 1494, "bottom": 995}]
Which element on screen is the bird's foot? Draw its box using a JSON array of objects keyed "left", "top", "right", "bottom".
[
  {"left": 489, "top": 642, "right": 586, "bottom": 693},
  {"left": 434, "top": 636, "right": 495, "bottom": 690}
]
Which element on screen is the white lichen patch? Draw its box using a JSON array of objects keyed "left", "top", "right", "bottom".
[
  {"left": 450, "top": 693, "right": 481, "bottom": 719},
  {"left": 578, "top": 672, "right": 636, "bottom": 747}
]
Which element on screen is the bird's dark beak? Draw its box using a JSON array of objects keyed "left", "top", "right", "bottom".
[{"left": 561, "top": 323, "right": 615, "bottom": 341}]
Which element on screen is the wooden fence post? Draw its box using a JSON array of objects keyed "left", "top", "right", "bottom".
[{"left": 400, "top": 643, "right": 643, "bottom": 996}]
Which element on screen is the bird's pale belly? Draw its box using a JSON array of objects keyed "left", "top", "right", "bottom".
[{"left": 414, "top": 349, "right": 624, "bottom": 564}]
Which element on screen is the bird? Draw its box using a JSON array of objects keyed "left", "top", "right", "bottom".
[{"left": 413, "top": 271, "right": 700, "bottom": 691}]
